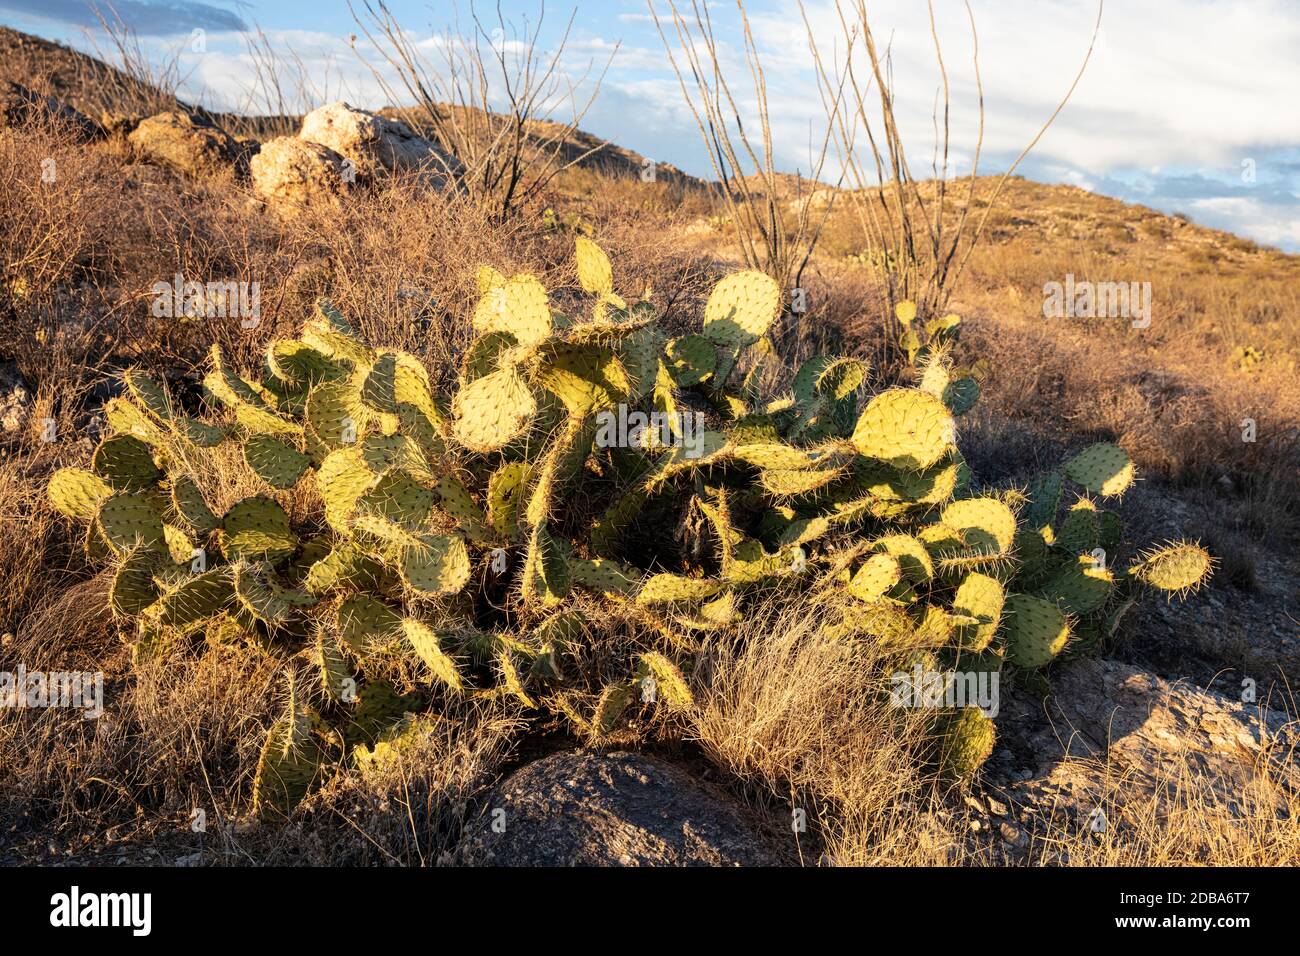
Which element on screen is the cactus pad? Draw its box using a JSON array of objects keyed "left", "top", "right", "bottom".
[
  {"left": 951, "top": 572, "right": 1004, "bottom": 652},
  {"left": 1128, "top": 541, "right": 1213, "bottom": 597},
  {"left": 701, "top": 270, "right": 781, "bottom": 347},
  {"left": 1003, "top": 594, "right": 1070, "bottom": 668},
  {"left": 400, "top": 534, "right": 471, "bottom": 595},
  {"left": 851, "top": 388, "right": 955, "bottom": 471},
  {"left": 244, "top": 435, "right": 311, "bottom": 489},
  {"left": 1064, "top": 442, "right": 1135, "bottom": 498},
  {"left": 48, "top": 467, "right": 113, "bottom": 520},
  {"left": 452, "top": 364, "right": 537, "bottom": 453}
]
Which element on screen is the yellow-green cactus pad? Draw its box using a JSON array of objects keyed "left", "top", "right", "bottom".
[
  {"left": 452, "top": 364, "right": 537, "bottom": 453},
  {"left": 1064, "top": 442, "right": 1135, "bottom": 498},
  {"left": 97, "top": 491, "right": 166, "bottom": 554},
  {"left": 337, "top": 594, "right": 403, "bottom": 651},
  {"left": 244, "top": 435, "right": 311, "bottom": 489},
  {"left": 937, "top": 707, "right": 995, "bottom": 780},
  {"left": 48, "top": 467, "right": 113, "bottom": 520},
  {"left": 522, "top": 523, "right": 570, "bottom": 607},
  {"left": 472, "top": 273, "right": 552, "bottom": 347},
  {"left": 1003, "top": 593, "right": 1070, "bottom": 668},
  {"left": 109, "top": 545, "right": 161, "bottom": 617},
  {"left": 941, "top": 497, "right": 1017, "bottom": 555},
  {"left": 701, "top": 270, "right": 781, "bottom": 347},
  {"left": 851, "top": 388, "right": 955, "bottom": 471},
  {"left": 848, "top": 553, "right": 903, "bottom": 602},
  {"left": 636, "top": 573, "right": 724, "bottom": 606},
  {"left": 400, "top": 618, "right": 463, "bottom": 691},
  {"left": 1128, "top": 541, "right": 1213, "bottom": 597},
  {"left": 156, "top": 567, "right": 235, "bottom": 628},
  {"left": 315, "top": 447, "right": 375, "bottom": 533},
  {"left": 664, "top": 334, "right": 717, "bottom": 387},
  {"left": 871, "top": 534, "right": 935, "bottom": 583},
  {"left": 951, "top": 572, "right": 1004, "bottom": 652},
  {"left": 575, "top": 236, "right": 614, "bottom": 296},
  {"left": 636, "top": 652, "right": 693, "bottom": 711},
  {"left": 568, "top": 556, "right": 641, "bottom": 597},
  {"left": 400, "top": 534, "right": 471, "bottom": 595},
  {"left": 487, "top": 461, "right": 532, "bottom": 539}
]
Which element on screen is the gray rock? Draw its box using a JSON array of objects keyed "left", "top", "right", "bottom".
[
  {"left": 298, "top": 101, "right": 459, "bottom": 187},
  {"left": 0, "top": 361, "right": 32, "bottom": 434},
  {"left": 458, "top": 750, "right": 786, "bottom": 866}
]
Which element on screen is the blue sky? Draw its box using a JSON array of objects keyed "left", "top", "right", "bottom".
[{"left": 4, "top": 0, "right": 1299, "bottom": 251}]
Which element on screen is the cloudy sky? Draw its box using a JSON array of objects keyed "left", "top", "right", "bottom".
[{"left": 3, "top": 0, "right": 1298, "bottom": 250}]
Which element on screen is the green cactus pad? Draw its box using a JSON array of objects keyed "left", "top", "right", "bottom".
[
  {"left": 401, "top": 618, "right": 463, "bottom": 691},
  {"left": 452, "top": 364, "right": 537, "bottom": 453},
  {"left": 97, "top": 491, "right": 166, "bottom": 553},
  {"left": 1003, "top": 593, "right": 1070, "bottom": 668},
  {"left": 1056, "top": 498, "right": 1100, "bottom": 554},
  {"left": 48, "top": 467, "right": 113, "bottom": 520},
  {"left": 1023, "top": 470, "right": 1064, "bottom": 532},
  {"left": 701, "top": 270, "right": 781, "bottom": 347},
  {"left": 1041, "top": 557, "right": 1114, "bottom": 615},
  {"left": 315, "top": 447, "right": 375, "bottom": 533},
  {"left": 110, "top": 545, "right": 161, "bottom": 617},
  {"left": 221, "top": 496, "right": 297, "bottom": 563},
  {"left": 1064, "top": 442, "right": 1135, "bottom": 498},
  {"left": 937, "top": 707, "right": 995, "bottom": 780},
  {"left": 123, "top": 368, "right": 176, "bottom": 422},
  {"left": 244, "top": 434, "right": 311, "bottom": 489},
  {"left": 942, "top": 377, "right": 980, "bottom": 416},
  {"left": 664, "top": 334, "right": 717, "bottom": 387},
  {"left": 337, "top": 594, "right": 403, "bottom": 651},
  {"left": 951, "top": 572, "right": 1004, "bottom": 652},
  {"left": 1128, "top": 541, "right": 1213, "bottom": 596},
  {"left": 92, "top": 434, "right": 161, "bottom": 492},
  {"left": 636, "top": 573, "right": 724, "bottom": 606},
  {"left": 536, "top": 343, "right": 629, "bottom": 416},
  {"left": 400, "top": 534, "right": 471, "bottom": 595},
  {"left": 851, "top": 388, "right": 955, "bottom": 471},
  {"left": 156, "top": 567, "right": 235, "bottom": 628}
]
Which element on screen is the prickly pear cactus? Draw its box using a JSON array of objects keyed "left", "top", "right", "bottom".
[{"left": 45, "top": 238, "right": 1214, "bottom": 810}]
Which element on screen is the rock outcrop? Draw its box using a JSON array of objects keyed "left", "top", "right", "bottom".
[{"left": 458, "top": 750, "right": 787, "bottom": 866}]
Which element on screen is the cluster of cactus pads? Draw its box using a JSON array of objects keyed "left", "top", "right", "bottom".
[{"left": 46, "top": 237, "right": 1212, "bottom": 814}]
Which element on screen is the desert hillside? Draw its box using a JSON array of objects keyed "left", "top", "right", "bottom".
[{"left": 0, "top": 23, "right": 1296, "bottom": 869}]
